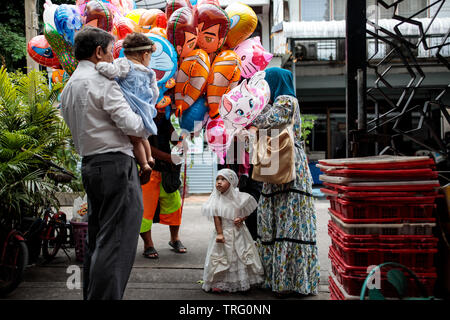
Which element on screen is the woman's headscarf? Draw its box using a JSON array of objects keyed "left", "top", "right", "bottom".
[
  {"left": 264, "top": 67, "right": 296, "bottom": 103},
  {"left": 201, "top": 169, "right": 257, "bottom": 220}
]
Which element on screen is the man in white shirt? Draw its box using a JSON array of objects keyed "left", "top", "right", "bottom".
[{"left": 60, "top": 26, "right": 148, "bottom": 300}]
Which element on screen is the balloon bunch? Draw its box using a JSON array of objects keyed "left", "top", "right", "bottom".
[
  {"left": 27, "top": 0, "right": 274, "bottom": 164},
  {"left": 166, "top": 0, "right": 273, "bottom": 163}
]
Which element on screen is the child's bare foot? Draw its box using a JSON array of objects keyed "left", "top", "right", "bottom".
[{"left": 140, "top": 163, "right": 152, "bottom": 185}]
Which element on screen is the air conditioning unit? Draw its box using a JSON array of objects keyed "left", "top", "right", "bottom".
[{"left": 294, "top": 42, "right": 318, "bottom": 61}]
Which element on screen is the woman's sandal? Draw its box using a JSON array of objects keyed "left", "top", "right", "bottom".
[
  {"left": 143, "top": 247, "right": 159, "bottom": 259},
  {"left": 168, "top": 240, "right": 187, "bottom": 253}
]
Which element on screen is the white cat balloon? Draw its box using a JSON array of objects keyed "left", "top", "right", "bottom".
[{"left": 219, "top": 71, "right": 270, "bottom": 134}]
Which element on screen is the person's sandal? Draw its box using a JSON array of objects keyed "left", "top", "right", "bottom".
[
  {"left": 168, "top": 240, "right": 187, "bottom": 253},
  {"left": 143, "top": 247, "right": 158, "bottom": 259}
]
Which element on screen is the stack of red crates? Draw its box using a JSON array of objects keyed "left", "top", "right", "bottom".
[{"left": 317, "top": 155, "right": 440, "bottom": 299}]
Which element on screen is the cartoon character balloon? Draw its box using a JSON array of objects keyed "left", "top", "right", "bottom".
[
  {"left": 138, "top": 9, "right": 167, "bottom": 31},
  {"left": 165, "top": 0, "right": 192, "bottom": 20},
  {"left": 43, "top": 0, "right": 59, "bottom": 31},
  {"left": 110, "top": 0, "right": 136, "bottom": 16},
  {"left": 113, "top": 39, "right": 123, "bottom": 59},
  {"left": 27, "top": 35, "right": 61, "bottom": 69},
  {"left": 205, "top": 116, "right": 230, "bottom": 164},
  {"left": 114, "top": 16, "right": 139, "bottom": 40},
  {"left": 147, "top": 33, "right": 177, "bottom": 116},
  {"left": 219, "top": 71, "right": 270, "bottom": 133},
  {"left": 206, "top": 50, "right": 241, "bottom": 119},
  {"left": 125, "top": 8, "right": 146, "bottom": 24},
  {"left": 83, "top": 0, "right": 114, "bottom": 32},
  {"left": 174, "top": 49, "right": 210, "bottom": 117},
  {"left": 196, "top": 0, "right": 220, "bottom": 6},
  {"left": 166, "top": 7, "right": 197, "bottom": 60},
  {"left": 196, "top": 4, "right": 230, "bottom": 59},
  {"left": 224, "top": 2, "right": 257, "bottom": 49},
  {"left": 180, "top": 96, "right": 208, "bottom": 132},
  {"left": 54, "top": 4, "right": 83, "bottom": 45},
  {"left": 116, "top": 33, "right": 177, "bottom": 116},
  {"left": 234, "top": 37, "right": 273, "bottom": 79},
  {"left": 44, "top": 23, "right": 78, "bottom": 75},
  {"left": 52, "top": 69, "right": 66, "bottom": 83},
  {"left": 148, "top": 27, "right": 167, "bottom": 38}
]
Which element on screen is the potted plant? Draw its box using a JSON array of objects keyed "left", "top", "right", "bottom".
[{"left": 0, "top": 67, "right": 73, "bottom": 224}]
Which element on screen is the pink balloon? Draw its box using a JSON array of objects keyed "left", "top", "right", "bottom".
[
  {"left": 205, "top": 116, "right": 229, "bottom": 164},
  {"left": 234, "top": 36, "right": 273, "bottom": 79}
]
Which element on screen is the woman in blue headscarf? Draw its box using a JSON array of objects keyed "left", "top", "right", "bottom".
[{"left": 252, "top": 67, "right": 320, "bottom": 296}]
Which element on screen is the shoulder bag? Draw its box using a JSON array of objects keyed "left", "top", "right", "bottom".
[{"left": 251, "top": 105, "right": 297, "bottom": 185}]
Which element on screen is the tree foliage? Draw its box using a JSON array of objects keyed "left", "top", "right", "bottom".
[
  {"left": 301, "top": 114, "right": 318, "bottom": 146},
  {"left": 0, "top": 66, "right": 73, "bottom": 220},
  {"left": 0, "top": 1, "right": 75, "bottom": 71}
]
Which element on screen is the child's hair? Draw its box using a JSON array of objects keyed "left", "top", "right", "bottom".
[{"left": 122, "top": 32, "right": 155, "bottom": 59}]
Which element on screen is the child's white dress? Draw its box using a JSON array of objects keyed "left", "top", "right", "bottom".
[{"left": 201, "top": 169, "right": 264, "bottom": 292}]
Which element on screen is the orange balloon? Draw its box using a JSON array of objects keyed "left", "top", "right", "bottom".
[
  {"left": 52, "top": 69, "right": 65, "bottom": 83},
  {"left": 115, "top": 17, "right": 139, "bottom": 40},
  {"left": 148, "top": 27, "right": 167, "bottom": 39},
  {"left": 139, "top": 9, "right": 167, "bottom": 31},
  {"left": 206, "top": 50, "right": 241, "bottom": 119},
  {"left": 174, "top": 49, "right": 211, "bottom": 117}
]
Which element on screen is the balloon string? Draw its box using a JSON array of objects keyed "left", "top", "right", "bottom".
[{"left": 180, "top": 151, "right": 188, "bottom": 214}]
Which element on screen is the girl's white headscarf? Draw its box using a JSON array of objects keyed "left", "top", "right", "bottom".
[{"left": 201, "top": 169, "right": 257, "bottom": 220}]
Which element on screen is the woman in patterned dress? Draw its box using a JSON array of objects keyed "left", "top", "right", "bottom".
[{"left": 252, "top": 67, "right": 320, "bottom": 296}]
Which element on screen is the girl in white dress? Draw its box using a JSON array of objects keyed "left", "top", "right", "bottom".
[{"left": 201, "top": 169, "right": 264, "bottom": 293}]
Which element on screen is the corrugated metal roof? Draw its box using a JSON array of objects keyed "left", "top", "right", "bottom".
[{"left": 182, "top": 151, "right": 218, "bottom": 194}]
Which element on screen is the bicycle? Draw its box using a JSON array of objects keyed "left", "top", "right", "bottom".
[
  {"left": 0, "top": 223, "right": 29, "bottom": 296},
  {"left": 0, "top": 151, "right": 76, "bottom": 296},
  {"left": 24, "top": 153, "right": 76, "bottom": 262}
]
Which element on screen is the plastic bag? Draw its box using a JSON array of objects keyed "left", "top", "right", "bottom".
[{"left": 72, "top": 194, "right": 88, "bottom": 222}]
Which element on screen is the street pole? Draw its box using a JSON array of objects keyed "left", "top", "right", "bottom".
[
  {"left": 25, "top": 0, "right": 39, "bottom": 73},
  {"left": 345, "top": 0, "right": 367, "bottom": 157}
]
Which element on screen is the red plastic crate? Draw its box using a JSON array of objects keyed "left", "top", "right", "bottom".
[
  {"left": 329, "top": 231, "right": 438, "bottom": 270},
  {"left": 329, "top": 247, "right": 437, "bottom": 297},
  {"left": 321, "top": 187, "right": 438, "bottom": 199},
  {"left": 329, "top": 273, "right": 361, "bottom": 300},
  {"left": 321, "top": 168, "right": 437, "bottom": 179},
  {"left": 323, "top": 181, "right": 440, "bottom": 192},
  {"left": 328, "top": 209, "right": 436, "bottom": 236},
  {"left": 328, "top": 220, "right": 438, "bottom": 246},
  {"left": 329, "top": 275, "right": 345, "bottom": 300},
  {"left": 327, "top": 197, "right": 436, "bottom": 221},
  {"left": 320, "top": 174, "right": 438, "bottom": 185},
  {"left": 318, "top": 155, "right": 435, "bottom": 170},
  {"left": 329, "top": 207, "right": 436, "bottom": 224}
]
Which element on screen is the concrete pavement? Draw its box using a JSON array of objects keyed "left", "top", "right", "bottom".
[{"left": 2, "top": 195, "right": 332, "bottom": 300}]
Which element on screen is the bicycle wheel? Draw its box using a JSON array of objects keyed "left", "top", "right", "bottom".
[
  {"left": 42, "top": 222, "right": 67, "bottom": 261},
  {"left": 0, "top": 237, "right": 28, "bottom": 296}
]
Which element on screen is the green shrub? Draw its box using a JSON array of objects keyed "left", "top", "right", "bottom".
[{"left": 0, "top": 66, "right": 78, "bottom": 220}]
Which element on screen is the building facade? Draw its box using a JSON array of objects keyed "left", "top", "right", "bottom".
[{"left": 270, "top": 0, "right": 450, "bottom": 160}]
